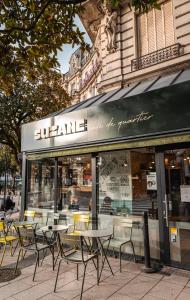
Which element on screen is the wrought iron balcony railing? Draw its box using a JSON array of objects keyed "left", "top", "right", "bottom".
[{"left": 131, "top": 43, "right": 183, "bottom": 72}]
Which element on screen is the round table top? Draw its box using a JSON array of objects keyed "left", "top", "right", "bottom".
[
  {"left": 40, "top": 225, "right": 68, "bottom": 232},
  {"left": 14, "top": 221, "right": 38, "bottom": 226},
  {"left": 81, "top": 229, "right": 113, "bottom": 238}
]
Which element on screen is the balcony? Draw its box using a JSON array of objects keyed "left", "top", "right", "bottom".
[{"left": 131, "top": 43, "right": 183, "bottom": 72}]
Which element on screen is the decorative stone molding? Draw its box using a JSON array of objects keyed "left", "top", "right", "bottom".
[{"left": 102, "top": 1, "right": 118, "bottom": 53}]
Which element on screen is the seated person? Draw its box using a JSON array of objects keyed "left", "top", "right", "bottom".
[
  {"left": 68, "top": 197, "right": 79, "bottom": 210},
  {"left": 100, "top": 196, "right": 114, "bottom": 215},
  {"left": 4, "top": 192, "right": 15, "bottom": 211}
]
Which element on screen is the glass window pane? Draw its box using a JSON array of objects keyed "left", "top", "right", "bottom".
[{"left": 27, "top": 158, "right": 55, "bottom": 210}]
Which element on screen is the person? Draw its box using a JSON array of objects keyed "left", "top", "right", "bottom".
[
  {"left": 67, "top": 183, "right": 80, "bottom": 210},
  {"left": 100, "top": 196, "right": 114, "bottom": 215},
  {"left": 4, "top": 192, "right": 15, "bottom": 211}
]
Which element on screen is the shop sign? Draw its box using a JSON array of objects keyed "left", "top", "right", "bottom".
[
  {"left": 147, "top": 172, "right": 157, "bottom": 190},
  {"left": 180, "top": 185, "right": 190, "bottom": 202},
  {"left": 34, "top": 119, "right": 87, "bottom": 140},
  {"left": 21, "top": 81, "right": 190, "bottom": 152},
  {"left": 170, "top": 227, "right": 177, "bottom": 243}
]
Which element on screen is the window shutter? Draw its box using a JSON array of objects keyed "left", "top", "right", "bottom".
[
  {"left": 138, "top": 14, "right": 148, "bottom": 56},
  {"left": 155, "top": 7, "right": 165, "bottom": 50},
  {"left": 163, "top": 1, "right": 175, "bottom": 47},
  {"left": 137, "top": 0, "right": 174, "bottom": 56},
  {"left": 147, "top": 10, "right": 156, "bottom": 53}
]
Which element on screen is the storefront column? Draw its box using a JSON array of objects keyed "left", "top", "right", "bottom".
[
  {"left": 54, "top": 157, "right": 58, "bottom": 216},
  {"left": 91, "top": 153, "right": 98, "bottom": 229},
  {"left": 155, "top": 152, "right": 170, "bottom": 264},
  {"left": 21, "top": 152, "right": 27, "bottom": 220}
]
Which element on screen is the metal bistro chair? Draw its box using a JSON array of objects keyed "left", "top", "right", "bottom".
[
  {"left": 104, "top": 219, "right": 136, "bottom": 272},
  {"left": 69, "top": 214, "right": 90, "bottom": 236},
  {"left": 0, "top": 221, "right": 19, "bottom": 266},
  {"left": 23, "top": 210, "right": 36, "bottom": 222},
  {"left": 15, "top": 226, "right": 55, "bottom": 281},
  {"left": 54, "top": 232, "right": 99, "bottom": 300}
]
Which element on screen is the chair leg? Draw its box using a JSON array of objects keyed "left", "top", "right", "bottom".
[
  {"left": 119, "top": 246, "right": 122, "bottom": 272},
  {"left": 0, "top": 244, "right": 6, "bottom": 267},
  {"left": 12, "top": 240, "right": 19, "bottom": 256},
  {"left": 77, "top": 264, "right": 79, "bottom": 280},
  {"left": 52, "top": 246, "right": 55, "bottom": 270},
  {"left": 54, "top": 258, "right": 63, "bottom": 292},
  {"left": 80, "top": 263, "right": 87, "bottom": 300},
  {"left": 15, "top": 248, "right": 22, "bottom": 274},
  {"left": 130, "top": 241, "right": 136, "bottom": 262},
  {"left": 33, "top": 252, "right": 39, "bottom": 281},
  {"left": 10, "top": 241, "right": 13, "bottom": 256},
  {"left": 97, "top": 256, "right": 99, "bottom": 286}
]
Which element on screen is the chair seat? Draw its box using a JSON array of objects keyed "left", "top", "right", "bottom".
[
  {"left": 0, "top": 236, "right": 18, "bottom": 243},
  {"left": 65, "top": 250, "right": 96, "bottom": 263},
  {"left": 24, "top": 242, "right": 53, "bottom": 251},
  {"left": 68, "top": 231, "right": 82, "bottom": 236},
  {"left": 104, "top": 237, "right": 131, "bottom": 248}
]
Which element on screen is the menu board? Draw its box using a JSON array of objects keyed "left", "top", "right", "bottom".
[
  {"left": 147, "top": 172, "right": 157, "bottom": 190},
  {"left": 180, "top": 185, "right": 190, "bottom": 202},
  {"left": 99, "top": 151, "right": 132, "bottom": 201}
]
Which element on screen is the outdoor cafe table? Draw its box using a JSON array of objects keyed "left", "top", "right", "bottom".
[
  {"left": 40, "top": 225, "right": 68, "bottom": 265},
  {"left": 81, "top": 229, "right": 114, "bottom": 281}
]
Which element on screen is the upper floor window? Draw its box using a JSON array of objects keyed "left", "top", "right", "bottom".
[{"left": 137, "top": 0, "right": 175, "bottom": 57}]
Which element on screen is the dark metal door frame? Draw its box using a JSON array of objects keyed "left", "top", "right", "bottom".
[{"left": 155, "top": 151, "right": 170, "bottom": 265}]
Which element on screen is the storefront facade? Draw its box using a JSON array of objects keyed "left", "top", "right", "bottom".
[{"left": 21, "top": 69, "right": 190, "bottom": 269}]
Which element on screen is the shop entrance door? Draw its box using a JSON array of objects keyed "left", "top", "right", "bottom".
[{"left": 163, "top": 148, "right": 190, "bottom": 269}]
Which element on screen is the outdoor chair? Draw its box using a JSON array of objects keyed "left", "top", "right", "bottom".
[
  {"left": 69, "top": 214, "right": 90, "bottom": 236},
  {"left": 103, "top": 219, "right": 136, "bottom": 272},
  {"left": 15, "top": 226, "right": 55, "bottom": 281},
  {"left": 23, "top": 210, "right": 36, "bottom": 221},
  {"left": 0, "top": 221, "right": 19, "bottom": 266},
  {"left": 46, "top": 212, "right": 59, "bottom": 225},
  {"left": 54, "top": 232, "right": 99, "bottom": 300},
  {"left": 58, "top": 213, "right": 69, "bottom": 225}
]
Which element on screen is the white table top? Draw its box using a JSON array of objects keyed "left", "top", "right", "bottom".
[
  {"left": 81, "top": 229, "right": 113, "bottom": 238},
  {"left": 40, "top": 225, "right": 68, "bottom": 232}
]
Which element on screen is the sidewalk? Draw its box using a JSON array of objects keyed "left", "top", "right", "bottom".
[{"left": 1, "top": 250, "right": 190, "bottom": 300}]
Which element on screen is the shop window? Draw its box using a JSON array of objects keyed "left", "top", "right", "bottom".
[
  {"left": 137, "top": 0, "right": 175, "bottom": 56},
  {"left": 57, "top": 155, "right": 92, "bottom": 212},
  {"left": 98, "top": 148, "right": 159, "bottom": 259},
  {"left": 27, "top": 158, "right": 55, "bottom": 210},
  {"left": 98, "top": 149, "right": 157, "bottom": 218}
]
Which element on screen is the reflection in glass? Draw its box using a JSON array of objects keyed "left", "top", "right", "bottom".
[{"left": 58, "top": 155, "right": 92, "bottom": 212}]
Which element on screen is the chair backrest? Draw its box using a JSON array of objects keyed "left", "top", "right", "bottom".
[
  {"left": 34, "top": 212, "right": 44, "bottom": 227},
  {"left": 113, "top": 218, "right": 133, "bottom": 239},
  {"left": 58, "top": 213, "right": 68, "bottom": 225},
  {"left": 16, "top": 226, "right": 37, "bottom": 249},
  {"left": 46, "top": 212, "right": 59, "bottom": 225},
  {"left": 73, "top": 214, "right": 90, "bottom": 232},
  {"left": 57, "top": 231, "right": 85, "bottom": 262},
  {"left": 0, "top": 221, "right": 6, "bottom": 235},
  {"left": 24, "top": 210, "right": 36, "bottom": 221}
]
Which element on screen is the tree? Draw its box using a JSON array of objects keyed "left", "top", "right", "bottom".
[
  {"left": 0, "top": 0, "right": 159, "bottom": 92},
  {"left": 0, "top": 71, "right": 71, "bottom": 167}
]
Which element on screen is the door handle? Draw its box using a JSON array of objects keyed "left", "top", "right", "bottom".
[{"left": 163, "top": 194, "right": 169, "bottom": 227}]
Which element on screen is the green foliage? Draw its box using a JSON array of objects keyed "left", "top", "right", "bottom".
[
  {"left": 0, "top": 0, "right": 87, "bottom": 92},
  {"left": 0, "top": 71, "right": 71, "bottom": 166},
  {"left": 0, "top": 145, "right": 18, "bottom": 177},
  {"left": 0, "top": 0, "right": 159, "bottom": 91}
]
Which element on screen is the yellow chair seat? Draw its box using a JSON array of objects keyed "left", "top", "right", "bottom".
[
  {"left": 68, "top": 231, "right": 82, "bottom": 236},
  {"left": 0, "top": 236, "right": 18, "bottom": 243}
]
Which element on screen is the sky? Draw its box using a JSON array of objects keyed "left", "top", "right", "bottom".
[{"left": 57, "top": 16, "right": 92, "bottom": 74}]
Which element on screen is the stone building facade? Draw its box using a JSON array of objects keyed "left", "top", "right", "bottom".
[{"left": 63, "top": 0, "right": 190, "bottom": 104}]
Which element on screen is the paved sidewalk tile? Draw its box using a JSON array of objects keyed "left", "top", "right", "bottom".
[
  {"left": 1, "top": 255, "right": 190, "bottom": 300},
  {"left": 147, "top": 281, "right": 184, "bottom": 300}
]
